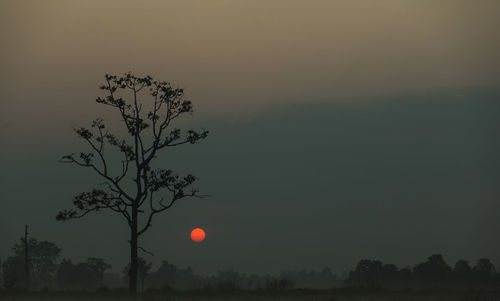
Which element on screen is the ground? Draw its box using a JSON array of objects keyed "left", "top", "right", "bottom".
[{"left": 1, "top": 289, "right": 499, "bottom": 301}]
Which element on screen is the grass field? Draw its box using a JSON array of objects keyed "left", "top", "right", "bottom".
[{"left": 1, "top": 290, "right": 499, "bottom": 301}]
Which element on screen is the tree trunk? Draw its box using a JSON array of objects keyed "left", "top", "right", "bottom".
[
  {"left": 24, "top": 225, "right": 30, "bottom": 291},
  {"left": 129, "top": 208, "right": 138, "bottom": 294}
]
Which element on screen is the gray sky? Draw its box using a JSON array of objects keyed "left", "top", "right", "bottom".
[{"left": 1, "top": 0, "right": 499, "bottom": 275}]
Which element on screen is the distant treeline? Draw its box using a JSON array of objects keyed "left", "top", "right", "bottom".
[
  {"left": 1, "top": 237, "right": 498, "bottom": 292},
  {"left": 344, "top": 255, "right": 498, "bottom": 289}
]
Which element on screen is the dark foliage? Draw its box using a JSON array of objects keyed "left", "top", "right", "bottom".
[
  {"left": 56, "top": 258, "right": 111, "bottom": 291},
  {"left": 2, "top": 238, "right": 61, "bottom": 290},
  {"left": 344, "top": 254, "right": 499, "bottom": 289},
  {"left": 2, "top": 237, "right": 498, "bottom": 292}
]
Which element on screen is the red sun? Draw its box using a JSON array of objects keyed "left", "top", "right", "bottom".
[{"left": 190, "top": 228, "right": 206, "bottom": 242}]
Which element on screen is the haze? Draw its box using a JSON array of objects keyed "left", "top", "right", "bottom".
[{"left": 0, "top": 0, "right": 499, "bottom": 275}]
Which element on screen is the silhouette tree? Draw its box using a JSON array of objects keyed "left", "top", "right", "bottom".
[
  {"left": 2, "top": 255, "right": 23, "bottom": 290},
  {"left": 56, "top": 259, "right": 78, "bottom": 290},
  {"left": 279, "top": 268, "right": 341, "bottom": 289},
  {"left": 473, "top": 258, "right": 496, "bottom": 284},
  {"left": 85, "top": 257, "right": 112, "bottom": 286},
  {"left": 413, "top": 254, "right": 452, "bottom": 287},
  {"left": 3, "top": 238, "right": 61, "bottom": 289},
  {"left": 123, "top": 257, "right": 152, "bottom": 293},
  {"left": 380, "top": 263, "right": 399, "bottom": 288},
  {"left": 344, "top": 259, "right": 383, "bottom": 288},
  {"left": 56, "top": 73, "right": 209, "bottom": 294},
  {"left": 56, "top": 257, "right": 111, "bottom": 290},
  {"left": 148, "top": 260, "right": 178, "bottom": 289},
  {"left": 454, "top": 259, "right": 472, "bottom": 285},
  {"left": 265, "top": 277, "right": 294, "bottom": 291},
  {"left": 454, "top": 259, "right": 472, "bottom": 274}
]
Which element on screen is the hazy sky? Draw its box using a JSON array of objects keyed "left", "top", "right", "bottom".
[{"left": 1, "top": 0, "right": 499, "bottom": 275}]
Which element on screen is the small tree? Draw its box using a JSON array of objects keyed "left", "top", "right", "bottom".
[
  {"left": 85, "top": 257, "right": 112, "bottom": 286},
  {"left": 56, "top": 73, "right": 209, "bottom": 294},
  {"left": 3, "top": 238, "right": 61, "bottom": 290}
]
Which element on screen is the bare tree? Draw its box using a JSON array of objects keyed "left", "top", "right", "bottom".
[{"left": 56, "top": 73, "right": 208, "bottom": 294}]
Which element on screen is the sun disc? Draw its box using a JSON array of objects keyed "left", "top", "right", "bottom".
[{"left": 190, "top": 228, "right": 206, "bottom": 242}]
